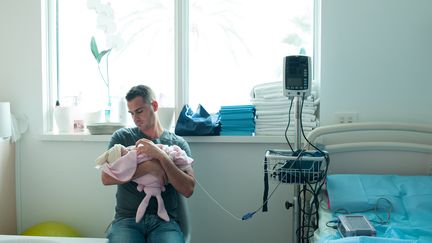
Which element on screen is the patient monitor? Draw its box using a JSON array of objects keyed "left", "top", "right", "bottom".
[{"left": 283, "top": 55, "right": 311, "bottom": 98}]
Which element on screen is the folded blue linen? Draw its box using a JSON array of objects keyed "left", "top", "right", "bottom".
[{"left": 220, "top": 113, "right": 255, "bottom": 120}]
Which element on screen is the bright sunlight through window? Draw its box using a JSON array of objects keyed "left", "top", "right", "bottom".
[{"left": 49, "top": 0, "right": 313, "bottom": 126}]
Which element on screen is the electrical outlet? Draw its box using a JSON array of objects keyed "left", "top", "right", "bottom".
[{"left": 334, "top": 112, "right": 359, "bottom": 124}]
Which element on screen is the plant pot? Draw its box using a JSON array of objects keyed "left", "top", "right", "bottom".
[
  {"left": 158, "top": 107, "right": 175, "bottom": 130},
  {"left": 54, "top": 106, "right": 74, "bottom": 133}
]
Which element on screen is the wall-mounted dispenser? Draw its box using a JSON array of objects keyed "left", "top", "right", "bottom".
[{"left": 0, "top": 102, "right": 12, "bottom": 140}]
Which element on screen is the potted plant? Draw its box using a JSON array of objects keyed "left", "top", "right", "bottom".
[{"left": 90, "top": 36, "right": 112, "bottom": 121}]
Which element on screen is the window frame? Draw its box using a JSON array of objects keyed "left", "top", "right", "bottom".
[
  {"left": 42, "top": 0, "right": 320, "bottom": 135},
  {"left": 42, "top": 0, "right": 58, "bottom": 133}
]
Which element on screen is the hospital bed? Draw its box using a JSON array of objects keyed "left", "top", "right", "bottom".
[{"left": 304, "top": 122, "right": 432, "bottom": 243}]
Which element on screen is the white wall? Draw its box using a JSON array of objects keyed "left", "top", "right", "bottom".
[
  {"left": 320, "top": 0, "right": 432, "bottom": 125},
  {"left": 1, "top": 0, "right": 432, "bottom": 242},
  {"left": 188, "top": 142, "right": 293, "bottom": 243},
  {"left": 17, "top": 141, "right": 116, "bottom": 237}
]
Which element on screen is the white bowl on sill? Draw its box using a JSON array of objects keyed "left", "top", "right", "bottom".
[
  {"left": 84, "top": 110, "right": 103, "bottom": 124},
  {"left": 87, "top": 122, "right": 124, "bottom": 135}
]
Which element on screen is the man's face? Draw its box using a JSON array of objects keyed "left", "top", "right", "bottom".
[{"left": 127, "top": 96, "right": 156, "bottom": 132}]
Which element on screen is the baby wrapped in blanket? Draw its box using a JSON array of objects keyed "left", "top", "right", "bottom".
[{"left": 95, "top": 144, "right": 193, "bottom": 222}]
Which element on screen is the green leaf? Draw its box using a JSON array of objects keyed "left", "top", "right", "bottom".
[
  {"left": 97, "top": 49, "right": 112, "bottom": 63},
  {"left": 90, "top": 36, "right": 112, "bottom": 63},
  {"left": 90, "top": 36, "right": 99, "bottom": 61}
]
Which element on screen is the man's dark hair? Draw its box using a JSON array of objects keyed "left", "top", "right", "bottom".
[{"left": 125, "top": 85, "right": 156, "bottom": 104}]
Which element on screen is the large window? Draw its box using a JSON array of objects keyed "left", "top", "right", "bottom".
[
  {"left": 47, "top": 0, "right": 314, "bottom": 128},
  {"left": 50, "top": 0, "right": 175, "bottom": 113},
  {"left": 188, "top": 0, "right": 314, "bottom": 112}
]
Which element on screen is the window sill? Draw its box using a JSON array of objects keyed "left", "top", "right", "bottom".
[
  {"left": 41, "top": 131, "right": 112, "bottom": 142},
  {"left": 40, "top": 131, "right": 292, "bottom": 144}
]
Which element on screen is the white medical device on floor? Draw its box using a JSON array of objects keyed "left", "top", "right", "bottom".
[
  {"left": 337, "top": 215, "right": 376, "bottom": 237},
  {"left": 283, "top": 55, "right": 311, "bottom": 98}
]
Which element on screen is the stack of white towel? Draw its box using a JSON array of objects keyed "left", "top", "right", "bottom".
[{"left": 250, "top": 81, "right": 318, "bottom": 138}]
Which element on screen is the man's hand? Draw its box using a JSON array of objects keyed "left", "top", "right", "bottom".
[{"left": 135, "top": 139, "right": 168, "bottom": 161}]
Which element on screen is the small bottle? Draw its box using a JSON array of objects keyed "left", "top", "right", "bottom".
[{"left": 105, "top": 101, "right": 112, "bottom": 123}]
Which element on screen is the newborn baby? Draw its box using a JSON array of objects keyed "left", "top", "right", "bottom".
[{"left": 95, "top": 143, "right": 193, "bottom": 222}]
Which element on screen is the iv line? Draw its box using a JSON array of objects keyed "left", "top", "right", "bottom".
[
  {"left": 194, "top": 177, "right": 243, "bottom": 221},
  {"left": 192, "top": 141, "right": 311, "bottom": 221}
]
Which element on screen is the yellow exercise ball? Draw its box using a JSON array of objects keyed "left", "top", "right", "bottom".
[{"left": 21, "top": 221, "right": 80, "bottom": 237}]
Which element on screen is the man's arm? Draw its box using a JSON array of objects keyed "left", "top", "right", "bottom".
[
  {"left": 158, "top": 154, "right": 195, "bottom": 198},
  {"left": 135, "top": 139, "right": 195, "bottom": 198}
]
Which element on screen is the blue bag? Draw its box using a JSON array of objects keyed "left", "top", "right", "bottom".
[{"left": 175, "top": 104, "right": 221, "bottom": 136}]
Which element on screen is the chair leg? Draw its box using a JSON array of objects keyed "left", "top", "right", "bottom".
[{"left": 177, "top": 194, "right": 191, "bottom": 243}]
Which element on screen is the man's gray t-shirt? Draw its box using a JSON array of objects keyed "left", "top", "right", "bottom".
[{"left": 108, "top": 127, "right": 191, "bottom": 222}]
